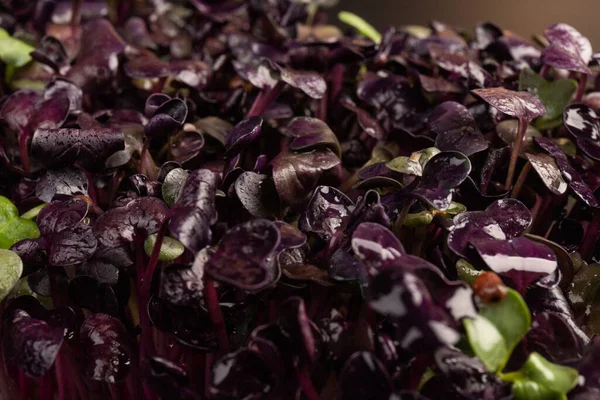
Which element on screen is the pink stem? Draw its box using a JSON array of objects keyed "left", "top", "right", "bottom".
[
  {"left": 504, "top": 118, "right": 528, "bottom": 190},
  {"left": 18, "top": 132, "right": 31, "bottom": 174},
  {"left": 296, "top": 366, "right": 320, "bottom": 400},
  {"left": 246, "top": 82, "right": 284, "bottom": 118},
  {"left": 203, "top": 278, "right": 229, "bottom": 355},
  {"left": 575, "top": 73, "right": 588, "bottom": 102}
]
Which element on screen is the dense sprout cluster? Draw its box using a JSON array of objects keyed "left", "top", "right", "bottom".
[{"left": 1, "top": 1, "right": 600, "bottom": 399}]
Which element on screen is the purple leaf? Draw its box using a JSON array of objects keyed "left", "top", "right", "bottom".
[
  {"left": 9, "top": 310, "right": 64, "bottom": 378},
  {"left": 428, "top": 44, "right": 489, "bottom": 87},
  {"left": 271, "top": 149, "right": 341, "bottom": 206},
  {"left": 94, "top": 197, "right": 168, "bottom": 249},
  {"left": 339, "top": 96, "right": 386, "bottom": 140},
  {"left": 235, "top": 172, "right": 279, "bottom": 218},
  {"left": 31, "top": 128, "right": 125, "bottom": 170},
  {"left": 37, "top": 197, "right": 88, "bottom": 237},
  {"left": 0, "top": 90, "right": 39, "bottom": 133},
  {"left": 525, "top": 152, "right": 568, "bottom": 195},
  {"left": 351, "top": 222, "right": 405, "bottom": 270},
  {"left": 80, "top": 313, "right": 132, "bottom": 383},
  {"left": 168, "top": 169, "right": 219, "bottom": 253},
  {"left": 299, "top": 185, "right": 354, "bottom": 241},
  {"left": 48, "top": 223, "right": 97, "bottom": 266},
  {"left": 31, "top": 36, "right": 68, "bottom": 72},
  {"left": 209, "top": 349, "right": 276, "bottom": 400},
  {"left": 67, "top": 19, "right": 126, "bottom": 91},
  {"left": 337, "top": 352, "right": 394, "bottom": 400},
  {"left": 224, "top": 116, "right": 263, "bottom": 158},
  {"left": 123, "top": 17, "right": 156, "bottom": 49},
  {"left": 159, "top": 257, "right": 205, "bottom": 307},
  {"left": 472, "top": 87, "right": 546, "bottom": 122},
  {"left": 412, "top": 151, "right": 472, "bottom": 210},
  {"left": 273, "top": 221, "right": 306, "bottom": 252},
  {"left": 206, "top": 219, "right": 280, "bottom": 291},
  {"left": 144, "top": 93, "right": 171, "bottom": 117},
  {"left": 170, "top": 129, "right": 205, "bottom": 164},
  {"left": 542, "top": 23, "right": 592, "bottom": 74},
  {"left": 469, "top": 237, "right": 557, "bottom": 293},
  {"left": 35, "top": 168, "right": 88, "bottom": 203},
  {"left": 368, "top": 266, "right": 462, "bottom": 351},
  {"left": 563, "top": 104, "right": 600, "bottom": 161},
  {"left": 448, "top": 198, "right": 531, "bottom": 258},
  {"left": 434, "top": 346, "right": 511, "bottom": 398},
  {"left": 144, "top": 98, "right": 188, "bottom": 138},
  {"left": 284, "top": 117, "right": 341, "bottom": 158},
  {"left": 535, "top": 137, "right": 598, "bottom": 207},
  {"left": 429, "top": 101, "right": 488, "bottom": 156}
]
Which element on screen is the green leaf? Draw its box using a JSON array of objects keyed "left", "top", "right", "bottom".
[
  {"left": 518, "top": 68, "right": 577, "bottom": 130},
  {"left": 0, "top": 29, "right": 34, "bottom": 68},
  {"left": 20, "top": 203, "right": 46, "bottom": 220},
  {"left": 478, "top": 288, "right": 531, "bottom": 356},
  {"left": 444, "top": 201, "right": 467, "bottom": 215},
  {"left": 338, "top": 11, "right": 382, "bottom": 44},
  {"left": 410, "top": 147, "right": 441, "bottom": 169},
  {"left": 0, "top": 196, "right": 18, "bottom": 226},
  {"left": 512, "top": 380, "right": 565, "bottom": 400},
  {"left": 521, "top": 353, "right": 578, "bottom": 394},
  {"left": 404, "top": 210, "right": 433, "bottom": 227},
  {"left": 386, "top": 156, "right": 423, "bottom": 176},
  {"left": 144, "top": 234, "right": 185, "bottom": 261},
  {"left": 504, "top": 352, "right": 578, "bottom": 400},
  {"left": 0, "top": 249, "right": 23, "bottom": 302},
  {"left": 456, "top": 259, "right": 482, "bottom": 284},
  {"left": 463, "top": 315, "right": 508, "bottom": 372},
  {"left": 0, "top": 217, "right": 40, "bottom": 249}
]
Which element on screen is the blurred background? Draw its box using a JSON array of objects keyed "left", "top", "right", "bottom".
[{"left": 331, "top": 0, "right": 600, "bottom": 46}]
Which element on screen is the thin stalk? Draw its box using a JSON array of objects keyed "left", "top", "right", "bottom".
[
  {"left": 539, "top": 64, "right": 549, "bottom": 79},
  {"left": 575, "top": 73, "right": 588, "bottom": 102},
  {"left": 55, "top": 354, "right": 66, "bottom": 400},
  {"left": 579, "top": 211, "right": 600, "bottom": 261},
  {"left": 296, "top": 366, "right": 320, "bottom": 400},
  {"left": 411, "top": 225, "right": 428, "bottom": 257},
  {"left": 140, "top": 141, "right": 158, "bottom": 181},
  {"left": 511, "top": 161, "right": 532, "bottom": 198},
  {"left": 318, "top": 90, "right": 328, "bottom": 122},
  {"left": 393, "top": 200, "right": 412, "bottom": 236},
  {"left": 18, "top": 132, "right": 31, "bottom": 174},
  {"left": 203, "top": 278, "right": 229, "bottom": 355},
  {"left": 504, "top": 118, "right": 528, "bottom": 191},
  {"left": 71, "top": 0, "right": 82, "bottom": 27},
  {"left": 246, "top": 82, "right": 284, "bottom": 118}
]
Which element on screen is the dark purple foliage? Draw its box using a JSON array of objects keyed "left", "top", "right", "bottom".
[
  {"left": 80, "top": 313, "right": 132, "bottom": 383},
  {"left": 412, "top": 151, "right": 472, "bottom": 210},
  {"left": 31, "top": 128, "right": 124, "bottom": 170},
  {"left": 7, "top": 310, "right": 64, "bottom": 378},
  {"left": 428, "top": 102, "right": 489, "bottom": 156},
  {"left": 1, "top": 6, "right": 600, "bottom": 400},
  {"left": 206, "top": 219, "right": 280, "bottom": 291},
  {"left": 168, "top": 169, "right": 219, "bottom": 252}
]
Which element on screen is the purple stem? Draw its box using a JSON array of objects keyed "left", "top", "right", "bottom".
[
  {"left": 296, "top": 366, "right": 320, "bottom": 400},
  {"left": 575, "top": 73, "right": 588, "bottom": 102},
  {"left": 539, "top": 64, "right": 549, "bottom": 79},
  {"left": 246, "top": 82, "right": 284, "bottom": 118},
  {"left": 55, "top": 354, "right": 66, "bottom": 400},
  {"left": 71, "top": 0, "right": 82, "bottom": 27},
  {"left": 505, "top": 118, "right": 529, "bottom": 190},
  {"left": 203, "top": 278, "right": 229, "bottom": 355},
  {"left": 18, "top": 132, "right": 31, "bottom": 174},
  {"left": 579, "top": 211, "right": 600, "bottom": 261}
]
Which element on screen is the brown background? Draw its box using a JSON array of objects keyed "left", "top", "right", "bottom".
[{"left": 330, "top": 0, "right": 600, "bottom": 46}]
